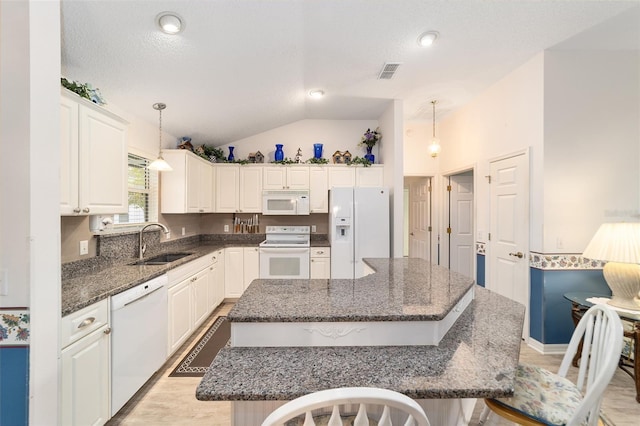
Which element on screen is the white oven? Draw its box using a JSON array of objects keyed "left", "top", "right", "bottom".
[{"left": 259, "top": 226, "right": 310, "bottom": 279}]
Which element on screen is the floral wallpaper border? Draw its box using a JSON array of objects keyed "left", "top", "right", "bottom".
[
  {"left": 529, "top": 252, "right": 606, "bottom": 270},
  {"left": 0, "top": 309, "right": 30, "bottom": 346}
]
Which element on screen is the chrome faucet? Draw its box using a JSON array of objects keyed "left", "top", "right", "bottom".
[{"left": 139, "top": 223, "right": 170, "bottom": 260}]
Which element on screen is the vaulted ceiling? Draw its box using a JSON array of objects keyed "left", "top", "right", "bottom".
[{"left": 61, "top": 1, "right": 639, "bottom": 147}]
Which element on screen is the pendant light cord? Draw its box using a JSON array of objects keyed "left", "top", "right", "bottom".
[{"left": 432, "top": 100, "right": 437, "bottom": 138}]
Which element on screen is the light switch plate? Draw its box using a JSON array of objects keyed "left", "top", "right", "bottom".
[
  {"left": 224, "top": 225, "right": 229, "bottom": 233},
  {"left": 79, "top": 240, "right": 89, "bottom": 255},
  {"left": 311, "top": 225, "right": 317, "bottom": 233}
]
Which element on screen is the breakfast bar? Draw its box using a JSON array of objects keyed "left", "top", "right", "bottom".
[{"left": 196, "top": 258, "right": 525, "bottom": 425}]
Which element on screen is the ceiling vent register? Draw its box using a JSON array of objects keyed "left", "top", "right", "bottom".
[{"left": 378, "top": 62, "right": 402, "bottom": 80}]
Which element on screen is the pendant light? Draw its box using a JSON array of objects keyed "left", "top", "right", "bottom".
[
  {"left": 429, "top": 100, "right": 441, "bottom": 158},
  {"left": 148, "top": 102, "right": 173, "bottom": 171}
]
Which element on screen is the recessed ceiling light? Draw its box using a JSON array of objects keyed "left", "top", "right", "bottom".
[
  {"left": 417, "top": 31, "right": 439, "bottom": 47},
  {"left": 157, "top": 12, "right": 184, "bottom": 35},
  {"left": 309, "top": 89, "right": 325, "bottom": 99}
]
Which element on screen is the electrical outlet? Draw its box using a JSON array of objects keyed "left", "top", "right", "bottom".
[
  {"left": 79, "top": 240, "right": 89, "bottom": 255},
  {"left": 224, "top": 224, "right": 229, "bottom": 233},
  {"left": 166, "top": 232, "right": 171, "bottom": 239},
  {"left": 182, "top": 227, "right": 186, "bottom": 236},
  {"left": 311, "top": 225, "right": 317, "bottom": 233}
]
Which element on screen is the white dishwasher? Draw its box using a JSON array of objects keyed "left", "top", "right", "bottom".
[{"left": 111, "top": 274, "right": 168, "bottom": 416}]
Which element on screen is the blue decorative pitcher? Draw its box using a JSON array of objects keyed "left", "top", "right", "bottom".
[
  {"left": 313, "top": 143, "right": 323, "bottom": 159},
  {"left": 275, "top": 144, "right": 284, "bottom": 161}
]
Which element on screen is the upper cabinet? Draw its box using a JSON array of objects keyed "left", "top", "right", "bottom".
[
  {"left": 355, "top": 165, "right": 384, "bottom": 187},
  {"left": 263, "top": 165, "right": 309, "bottom": 190},
  {"left": 215, "top": 164, "right": 263, "bottom": 213},
  {"left": 161, "top": 150, "right": 214, "bottom": 213},
  {"left": 60, "top": 90, "right": 128, "bottom": 216},
  {"left": 309, "top": 166, "right": 328, "bottom": 213}
]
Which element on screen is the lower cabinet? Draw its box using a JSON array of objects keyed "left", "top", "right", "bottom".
[
  {"left": 224, "top": 246, "right": 260, "bottom": 298},
  {"left": 167, "top": 252, "right": 223, "bottom": 356},
  {"left": 60, "top": 299, "right": 110, "bottom": 426},
  {"left": 310, "top": 247, "right": 331, "bottom": 279}
]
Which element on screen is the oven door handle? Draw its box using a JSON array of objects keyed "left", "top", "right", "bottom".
[{"left": 259, "top": 247, "right": 310, "bottom": 253}]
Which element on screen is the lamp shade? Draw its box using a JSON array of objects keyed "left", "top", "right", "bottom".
[{"left": 583, "top": 222, "right": 640, "bottom": 264}]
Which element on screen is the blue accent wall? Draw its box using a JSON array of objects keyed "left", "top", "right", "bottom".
[
  {"left": 529, "top": 268, "right": 610, "bottom": 344},
  {"left": 476, "top": 254, "right": 485, "bottom": 287},
  {"left": 0, "top": 347, "right": 29, "bottom": 425}
]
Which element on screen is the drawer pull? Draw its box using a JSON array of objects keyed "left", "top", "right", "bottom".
[
  {"left": 317, "top": 250, "right": 324, "bottom": 254},
  {"left": 78, "top": 317, "right": 96, "bottom": 329}
]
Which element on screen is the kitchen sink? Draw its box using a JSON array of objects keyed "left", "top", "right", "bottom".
[{"left": 131, "top": 252, "right": 193, "bottom": 266}]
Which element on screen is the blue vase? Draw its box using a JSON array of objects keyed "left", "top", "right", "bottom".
[
  {"left": 313, "top": 143, "right": 323, "bottom": 159},
  {"left": 364, "top": 145, "right": 375, "bottom": 163},
  {"left": 275, "top": 144, "right": 284, "bottom": 161},
  {"left": 228, "top": 146, "right": 235, "bottom": 161}
]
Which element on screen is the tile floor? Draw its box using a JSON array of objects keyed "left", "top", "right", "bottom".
[{"left": 107, "top": 302, "right": 640, "bottom": 425}]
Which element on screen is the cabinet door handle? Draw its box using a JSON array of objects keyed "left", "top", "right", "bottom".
[
  {"left": 78, "top": 317, "right": 96, "bottom": 329},
  {"left": 73, "top": 207, "right": 81, "bottom": 213},
  {"left": 82, "top": 207, "right": 90, "bottom": 213},
  {"left": 103, "top": 327, "right": 112, "bottom": 335}
]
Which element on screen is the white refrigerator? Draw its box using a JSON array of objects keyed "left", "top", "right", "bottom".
[{"left": 329, "top": 187, "right": 389, "bottom": 279}]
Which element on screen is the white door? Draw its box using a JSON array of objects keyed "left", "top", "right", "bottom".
[
  {"left": 449, "top": 174, "right": 474, "bottom": 278},
  {"left": 408, "top": 177, "right": 431, "bottom": 260},
  {"left": 489, "top": 152, "right": 529, "bottom": 338}
]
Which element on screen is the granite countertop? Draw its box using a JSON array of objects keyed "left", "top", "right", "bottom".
[
  {"left": 61, "top": 234, "right": 331, "bottom": 317},
  {"left": 229, "top": 258, "right": 475, "bottom": 322},
  {"left": 196, "top": 281, "right": 525, "bottom": 401}
]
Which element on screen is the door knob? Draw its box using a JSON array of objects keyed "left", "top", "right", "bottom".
[{"left": 509, "top": 251, "right": 524, "bottom": 259}]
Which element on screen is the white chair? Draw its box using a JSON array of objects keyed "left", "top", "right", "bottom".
[
  {"left": 261, "top": 386, "right": 430, "bottom": 426},
  {"left": 479, "top": 303, "right": 623, "bottom": 426}
]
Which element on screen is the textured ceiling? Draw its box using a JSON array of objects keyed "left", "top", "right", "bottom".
[{"left": 61, "top": 0, "right": 639, "bottom": 146}]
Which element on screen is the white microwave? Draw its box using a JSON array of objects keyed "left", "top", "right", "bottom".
[{"left": 262, "top": 190, "right": 310, "bottom": 215}]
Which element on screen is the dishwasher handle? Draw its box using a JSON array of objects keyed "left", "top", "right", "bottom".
[{"left": 123, "top": 286, "right": 163, "bottom": 307}]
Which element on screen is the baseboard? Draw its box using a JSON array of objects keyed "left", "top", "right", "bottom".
[{"left": 527, "top": 338, "right": 568, "bottom": 355}]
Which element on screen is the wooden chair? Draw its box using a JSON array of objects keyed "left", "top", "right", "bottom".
[
  {"left": 261, "top": 386, "right": 430, "bottom": 426},
  {"left": 479, "top": 304, "right": 623, "bottom": 426}
]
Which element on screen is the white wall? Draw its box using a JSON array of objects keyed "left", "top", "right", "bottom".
[
  {"left": 220, "top": 119, "right": 379, "bottom": 162},
  {"left": 434, "top": 54, "right": 545, "bottom": 250},
  {"left": 543, "top": 50, "right": 640, "bottom": 253},
  {"left": 403, "top": 121, "right": 440, "bottom": 176}
]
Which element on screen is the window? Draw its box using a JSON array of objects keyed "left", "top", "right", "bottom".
[{"left": 114, "top": 154, "right": 158, "bottom": 225}]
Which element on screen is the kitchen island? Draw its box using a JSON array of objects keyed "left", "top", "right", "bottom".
[{"left": 196, "top": 258, "right": 525, "bottom": 425}]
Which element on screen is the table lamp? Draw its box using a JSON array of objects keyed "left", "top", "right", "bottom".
[{"left": 582, "top": 222, "right": 640, "bottom": 310}]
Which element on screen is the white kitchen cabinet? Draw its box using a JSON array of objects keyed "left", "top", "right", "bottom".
[
  {"left": 309, "top": 166, "right": 329, "bottom": 213},
  {"left": 243, "top": 246, "right": 260, "bottom": 288},
  {"left": 60, "top": 90, "right": 128, "bottom": 216},
  {"left": 161, "top": 150, "right": 214, "bottom": 213},
  {"left": 356, "top": 165, "right": 384, "bottom": 187},
  {"left": 224, "top": 247, "right": 244, "bottom": 298},
  {"left": 60, "top": 299, "right": 111, "bottom": 426},
  {"left": 224, "top": 246, "right": 260, "bottom": 298},
  {"left": 215, "top": 164, "right": 240, "bottom": 212},
  {"left": 167, "top": 278, "right": 193, "bottom": 356},
  {"left": 207, "top": 249, "right": 225, "bottom": 310},
  {"left": 328, "top": 166, "right": 356, "bottom": 188},
  {"left": 215, "top": 165, "right": 263, "bottom": 213},
  {"left": 239, "top": 165, "right": 263, "bottom": 212},
  {"left": 191, "top": 268, "right": 210, "bottom": 329},
  {"left": 167, "top": 253, "right": 218, "bottom": 356},
  {"left": 263, "top": 165, "right": 309, "bottom": 190},
  {"left": 310, "top": 247, "right": 331, "bottom": 279}
]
